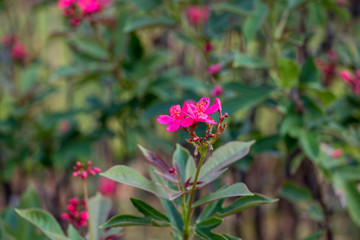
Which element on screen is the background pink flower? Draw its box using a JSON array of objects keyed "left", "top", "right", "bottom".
[
  {"left": 186, "top": 5, "right": 210, "bottom": 25},
  {"left": 77, "top": 0, "right": 102, "bottom": 14},
  {"left": 208, "top": 64, "right": 222, "bottom": 75},
  {"left": 99, "top": 177, "right": 117, "bottom": 197},
  {"left": 210, "top": 85, "right": 223, "bottom": 97},
  {"left": 58, "top": 0, "right": 76, "bottom": 9}
]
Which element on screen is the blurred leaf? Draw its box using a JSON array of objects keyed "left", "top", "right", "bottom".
[
  {"left": 212, "top": 2, "right": 249, "bottom": 16},
  {"left": 286, "top": 0, "right": 308, "bottom": 10},
  {"left": 218, "top": 194, "right": 277, "bottom": 217},
  {"left": 20, "top": 64, "right": 40, "bottom": 94},
  {"left": 101, "top": 165, "right": 177, "bottom": 199},
  {"left": 193, "top": 183, "right": 253, "bottom": 208},
  {"left": 300, "top": 231, "right": 324, "bottom": 240},
  {"left": 124, "top": 15, "right": 176, "bottom": 32},
  {"left": 199, "top": 141, "right": 254, "bottom": 181},
  {"left": 67, "top": 225, "right": 81, "bottom": 240},
  {"left": 299, "top": 130, "right": 319, "bottom": 162},
  {"left": 233, "top": 53, "right": 268, "bottom": 68},
  {"left": 15, "top": 209, "right": 65, "bottom": 240},
  {"left": 223, "top": 84, "right": 273, "bottom": 115},
  {"left": 132, "top": 0, "right": 161, "bottom": 10},
  {"left": 299, "top": 58, "right": 321, "bottom": 88},
  {"left": 279, "top": 180, "right": 313, "bottom": 202},
  {"left": 335, "top": 167, "right": 360, "bottom": 181},
  {"left": 243, "top": 1, "right": 268, "bottom": 43},
  {"left": 69, "top": 36, "right": 108, "bottom": 60},
  {"left": 277, "top": 58, "right": 299, "bottom": 88},
  {"left": 194, "top": 218, "right": 226, "bottom": 240},
  {"left": 88, "top": 193, "right": 111, "bottom": 240}
]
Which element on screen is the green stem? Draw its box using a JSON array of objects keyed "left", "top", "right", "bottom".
[
  {"left": 82, "top": 179, "right": 94, "bottom": 240},
  {"left": 183, "top": 145, "right": 208, "bottom": 240}
]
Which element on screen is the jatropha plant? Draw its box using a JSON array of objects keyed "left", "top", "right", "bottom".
[{"left": 100, "top": 97, "right": 277, "bottom": 240}]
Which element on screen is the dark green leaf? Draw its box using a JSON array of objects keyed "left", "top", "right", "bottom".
[
  {"left": 233, "top": 53, "right": 268, "bottom": 68},
  {"left": 299, "top": 58, "right": 321, "bottom": 88},
  {"left": 130, "top": 198, "right": 169, "bottom": 222},
  {"left": 243, "top": 1, "right": 268, "bottom": 43},
  {"left": 299, "top": 131, "right": 320, "bottom": 162},
  {"left": 124, "top": 15, "right": 176, "bottom": 32},
  {"left": 279, "top": 180, "right": 313, "bottom": 202},
  {"left": 195, "top": 218, "right": 226, "bottom": 240}
]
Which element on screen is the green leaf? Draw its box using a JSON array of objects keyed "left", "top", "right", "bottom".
[
  {"left": 233, "top": 53, "right": 268, "bottom": 68},
  {"left": 14, "top": 209, "right": 65, "bottom": 240},
  {"left": 218, "top": 194, "right": 277, "bottom": 217},
  {"left": 195, "top": 218, "right": 226, "bottom": 240},
  {"left": 223, "top": 234, "right": 242, "bottom": 240},
  {"left": 130, "top": 198, "right": 169, "bottom": 222},
  {"left": 101, "top": 165, "right": 177, "bottom": 199},
  {"left": 69, "top": 36, "right": 108, "bottom": 60},
  {"left": 67, "top": 225, "right": 82, "bottom": 240},
  {"left": 172, "top": 144, "right": 193, "bottom": 184},
  {"left": 124, "top": 15, "right": 176, "bottom": 32},
  {"left": 279, "top": 180, "right": 313, "bottom": 202},
  {"left": 211, "top": 3, "right": 249, "bottom": 16},
  {"left": 132, "top": 0, "right": 161, "bottom": 10},
  {"left": 199, "top": 141, "right": 254, "bottom": 182},
  {"left": 299, "top": 131, "right": 319, "bottom": 162},
  {"left": 193, "top": 183, "right": 253, "bottom": 208},
  {"left": 88, "top": 193, "right": 111, "bottom": 240},
  {"left": 286, "top": 0, "right": 308, "bottom": 10},
  {"left": 222, "top": 84, "right": 272, "bottom": 115},
  {"left": 299, "top": 230, "right": 324, "bottom": 240},
  {"left": 277, "top": 58, "right": 299, "bottom": 88},
  {"left": 299, "top": 58, "right": 321, "bottom": 88},
  {"left": 197, "top": 200, "right": 225, "bottom": 223},
  {"left": 100, "top": 198, "right": 170, "bottom": 228},
  {"left": 336, "top": 178, "right": 360, "bottom": 227},
  {"left": 243, "top": 1, "right": 268, "bottom": 43}
]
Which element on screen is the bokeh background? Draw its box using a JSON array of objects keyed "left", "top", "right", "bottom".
[{"left": 1, "top": 0, "right": 360, "bottom": 239}]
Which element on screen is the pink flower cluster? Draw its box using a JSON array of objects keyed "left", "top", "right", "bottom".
[
  {"left": 341, "top": 70, "right": 360, "bottom": 94},
  {"left": 315, "top": 50, "right": 337, "bottom": 85},
  {"left": 157, "top": 97, "right": 221, "bottom": 132},
  {"left": 186, "top": 5, "right": 210, "bottom": 25},
  {"left": 72, "top": 161, "right": 101, "bottom": 179},
  {"left": 61, "top": 198, "right": 88, "bottom": 228},
  {"left": 210, "top": 85, "right": 223, "bottom": 97},
  {"left": 1, "top": 35, "right": 27, "bottom": 62},
  {"left": 57, "top": 0, "right": 111, "bottom": 26},
  {"left": 208, "top": 64, "right": 222, "bottom": 75}
]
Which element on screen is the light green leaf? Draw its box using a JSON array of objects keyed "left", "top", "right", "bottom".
[
  {"left": 233, "top": 53, "right": 268, "bottom": 68},
  {"left": 218, "top": 194, "right": 277, "bottom": 217},
  {"left": 101, "top": 165, "right": 176, "bottom": 199},
  {"left": 299, "top": 131, "right": 320, "bottom": 162},
  {"left": 211, "top": 3, "right": 249, "bottom": 16},
  {"left": 67, "top": 225, "right": 81, "bottom": 240},
  {"left": 69, "top": 36, "right": 108, "bottom": 60},
  {"left": 279, "top": 180, "right": 313, "bottom": 202},
  {"left": 195, "top": 218, "right": 226, "bottom": 240},
  {"left": 88, "top": 193, "right": 111, "bottom": 240},
  {"left": 193, "top": 183, "right": 253, "bottom": 208},
  {"left": 277, "top": 58, "right": 299, "bottom": 88},
  {"left": 199, "top": 141, "right": 254, "bottom": 181},
  {"left": 15, "top": 209, "right": 65, "bottom": 240},
  {"left": 243, "top": 1, "right": 268, "bottom": 43},
  {"left": 125, "top": 15, "right": 176, "bottom": 32},
  {"left": 172, "top": 144, "right": 194, "bottom": 184}
]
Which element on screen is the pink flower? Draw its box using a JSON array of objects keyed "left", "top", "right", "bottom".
[
  {"left": 332, "top": 149, "right": 343, "bottom": 158},
  {"left": 205, "top": 42, "right": 213, "bottom": 53},
  {"left": 341, "top": 70, "right": 353, "bottom": 83},
  {"left": 157, "top": 104, "right": 194, "bottom": 132},
  {"left": 210, "top": 85, "right": 223, "bottom": 97},
  {"left": 72, "top": 161, "right": 101, "bottom": 179},
  {"left": 208, "top": 64, "right": 222, "bottom": 75},
  {"left": 57, "top": 0, "right": 76, "bottom": 9},
  {"left": 186, "top": 97, "right": 219, "bottom": 125},
  {"left": 59, "top": 120, "right": 70, "bottom": 133},
  {"left": 98, "top": 177, "right": 117, "bottom": 197},
  {"left": 215, "top": 98, "right": 222, "bottom": 113},
  {"left": 341, "top": 70, "right": 360, "bottom": 94},
  {"left": 62, "top": 198, "right": 88, "bottom": 228},
  {"left": 77, "top": 0, "right": 102, "bottom": 14},
  {"left": 11, "top": 42, "right": 27, "bottom": 61},
  {"left": 186, "top": 5, "right": 210, "bottom": 25}
]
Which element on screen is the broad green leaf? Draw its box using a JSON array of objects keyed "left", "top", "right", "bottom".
[
  {"left": 130, "top": 198, "right": 169, "bottom": 222},
  {"left": 199, "top": 141, "right": 254, "bottom": 181},
  {"left": 222, "top": 84, "right": 272, "bottom": 115},
  {"left": 15, "top": 209, "right": 65, "bottom": 240},
  {"left": 277, "top": 58, "right": 299, "bottom": 88},
  {"left": 88, "top": 193, "right": 111, "bottom": 240},
  {"left": 67, "top": 225, "right": 81, "bottom": 240},
  {"left": 101, "top": 165, "right": 176, "bottom": 199},
  {"left": 218, "top": 194, "right": 277, "bottom": 217},
  {"left": 279, "top": 180, "right": 313, "bottom": 202},
  {"left": 193, "top": 183, "right": 253, "bottom": 208},
  {"left": 299, "top": 58, "right": 321, "bottom": 88},
  {"left": 100, "top": 215, "right": 170, "bottom": 228},
  {"left": 299, "top": 131, "right": 320, "bottom": 162},
  {"left": 197, "top": 200, "right": 225, "bottom": 223},
  {"left": 243, "top": 1, "right": 268, "bottom": 43},
  {"left": 195, "top": 218, "right": 226, "bottom": 240},
  {"left": 172, "top": 144, "right": 193, "bottom": 184},
  {"left": 211, "top": 3, "right": 249, "bottom": 16},
  {"left": 69, "top": 36, "right": 108, "bottom": 60},
  {"left": 233, "top": 53, "right": 268, "bottom": 68},
  {"left": 124, "top": 15, "right": 176, "bottom": 32},
  {"left": 335, "top": 167, "right": 360, "bottom": 181}
]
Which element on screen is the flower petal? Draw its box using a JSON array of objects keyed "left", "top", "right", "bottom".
[
  {"left": 180, "top": 118, "right": 194, "bottom": 127},
  {"left": 205, "top": 103, "right": 219, "bottom": 115},
  {"left": 205, "top": 119, "right": 217, "bottom": 125},
  {"left": 166, "top": 123, "right": 180, "bottom": 132},
  {"left": 157, "top": 115, "right": 174, "bottom": 125}
]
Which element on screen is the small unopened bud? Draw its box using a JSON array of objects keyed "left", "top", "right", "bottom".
[
  {"left": 193, "top": 137, "right": 199, "bottom": 141},
  {"left": 81, "top": 171, "right": 87, "bottom": 179},
  {"left": 224, "top": 112, "right": 229, "bottom": 117},
  {"left": 169, "top": 168, "right": 176, "bottom": 175},
  {"left": 209, "top": 134, "right": 215, "bottom": 137},
  {"left": 93, "top": 167, "right": 101, "bottom": 173}
]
